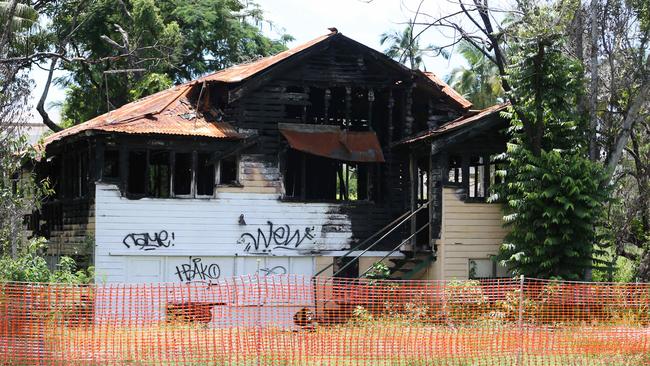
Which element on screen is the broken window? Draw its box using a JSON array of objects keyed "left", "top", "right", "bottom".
[
  {"left": 306, "top": 87, "right": 326, "bottom": 124},
  {"left": 468, "top": 156, "right": 486, "bottom": 199},
  {"left": 447, "top": 155, "right": 462, "bottom": 184},
  {"left": 60, "top": 151, "right": 88, "bottom": 198},
  {"left": 284, "top": 86, "right": 307, "bottom": 121},
  {"left": 197, "top": 153, "right": 215, "bottom": 195},
  {"left": 127, "top": 151, "right": 147, "bottom": 195},
  {"left": 336, "top": 163, "right": 358, "bottom": 201},
  {"left": 124, "top": 149, "right": 221, "bottom": 198},
  {"left": 417, "top": 166, "right": 428, "bottom": 202},
  {"left": 103, "top": 149, "right": 120, "bottom": 180},
  {"left": 148, "top": 150, "right": 171, "bottom": 198},
  {"left": 219, "top": 155, "right": 238, "bottom": 185},
  {"left": 283, "top": 149, "right": 379, "bottom": 202},
  {"left": 173, "top": 152, "right": 193, "bottom": 196}
]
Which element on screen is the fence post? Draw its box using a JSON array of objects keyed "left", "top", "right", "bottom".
[
  {"left": 256, "top": 259, "right": 262, "bottom": 366},
  {"left": 516, "top": 275, "right": 525, "bottom": 366}
]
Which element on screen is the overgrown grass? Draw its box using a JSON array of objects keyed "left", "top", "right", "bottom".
[{"left": 4, "top": 322, "right": 640, "bottom": 365}]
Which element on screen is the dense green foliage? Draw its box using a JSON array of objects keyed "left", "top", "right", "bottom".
[
  {"left": 42, "top": 0, "right": 290, "bottom": 125},
  {"left": 0, "top": 238, "right": 93, "bottom": 283},
  {"left": 498, "top": 148, "right": 609, "bottom": 279},
  {"left": 495, "top": 2, "right": 611, "bottom": 280}
]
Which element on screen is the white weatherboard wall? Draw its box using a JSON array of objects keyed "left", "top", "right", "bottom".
[{"left": 94, "top": 181, "right": 354, "bottom": 284}]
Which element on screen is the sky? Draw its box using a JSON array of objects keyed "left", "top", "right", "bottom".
[{"left": 29, "top": 0, "right": 471, "bottom": 124}]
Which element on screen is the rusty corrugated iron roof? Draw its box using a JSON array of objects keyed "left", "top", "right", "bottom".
[
  {"left": 394, "top": 103, "right": 509, "bottom": 146},
  {"left": 421, "top": 71, "right": 473, "bottom": 110},
  {"left": 196, "top": 31, "right": 470, "bottom": 110},
  {"left": 43, "top": 29, "right": 472, "bottom": 148},
  {"left": 279, "top": 123, "right": 385, "bottom": 163},
  {"left": 197, "top": 33, "right": 335, "bottom": 84},
  {"left": 42, "top": 84, "right": 242, "bottom": 147}
]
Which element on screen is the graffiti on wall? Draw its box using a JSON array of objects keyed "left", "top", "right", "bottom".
[
  {"left": 259, "top": 266, "right": 287, "bottom": 276},
  {"left": 123, "top": 230, "right": 175, "bottom": 251},
  {"left": 174, "top": 257, "right": 221, "bottom": 283},
  {"left": 237, "top": 221, "right": 316, "bottom": 253}
]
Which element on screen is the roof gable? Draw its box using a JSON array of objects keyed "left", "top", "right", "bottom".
[{"left": 42, "top": 29, "right": 472, "bottom": 148}]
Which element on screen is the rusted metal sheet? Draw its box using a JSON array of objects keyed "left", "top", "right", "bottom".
[
  {"left": 394, "top": 103, "right": 509, "bottom": 146},
  {"left": 197, "top": 33, "right": 335, "bottom": 84},
  {"left": 42, "top": 84, "right": 242, "bottom": 147},
  {"left": 279, "top": 123, "right": 385, "bottom": 163}
]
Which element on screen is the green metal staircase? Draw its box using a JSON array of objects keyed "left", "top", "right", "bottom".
[
  {"left": 386, "top": 252, "right": 435, "bottom": 280},
  {"left": 314, "top": 201, "right": 435, "bottom": 280}
]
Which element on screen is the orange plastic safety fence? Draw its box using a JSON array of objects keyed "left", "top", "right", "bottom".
[{"left": 0, "top": 276, "right": 649, "bottom": 365}]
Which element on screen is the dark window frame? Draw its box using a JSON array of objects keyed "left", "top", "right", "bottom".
[
  {"left": 197, "top": 152, "right": 217, "bottom": 196},
  {"left": 124, "top": 148, "right": 220, "bottom": 199},
  {"left": 217, "top": 154, "right": 239, "bottom": 187},
  {"left": 282, "top": 149, "right": 378, "bottom": 203},
  {"left": 443, "top": 153, "right": 503, "bottom": 203}
]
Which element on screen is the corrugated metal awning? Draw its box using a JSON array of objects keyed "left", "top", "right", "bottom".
[{"left": 279, "top": 123, "right": 385, "bottom": 163}]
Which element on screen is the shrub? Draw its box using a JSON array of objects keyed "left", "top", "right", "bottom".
[
  {"left": 444, "top": 280, "right": 488, "bottom": 324},
  {"left": 0, "top": 237, "right": 93, "bottom": 283}
]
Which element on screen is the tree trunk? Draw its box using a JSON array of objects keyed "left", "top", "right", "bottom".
[
  {"left": 37, "top": 58, "right": 63, "bottom": 132},
  {"left": 588, "top": 0, "right": 599, "bottom": 161},
  {"left": 638, "top": 250, "right": 650, "bottom": 282},
  {"left": 605, "top": 80, "right": 650, "bottom": 175}
]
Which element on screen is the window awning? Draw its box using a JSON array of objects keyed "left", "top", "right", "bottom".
[{"left": 278, "top": 123, "right": 385, "bottom": 163}]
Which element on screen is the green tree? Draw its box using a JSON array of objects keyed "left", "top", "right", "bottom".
[
  {"left": 0, "top": 1, "right": 37, "bottom": 36},
  {"left": 31, "top": 0, "right": 289, "bottom": 127},
  {"left": 380, "top": 21, "right": 448, "bottom": 70},
  {"left": 495, "top": 2, "right": 610, "bottom": 280},
  {"left": 446, "top": 41, "right": 504, "bottom": 109},
  {"left": 497, "top": 147, "right": 609, "bottom": 279}
]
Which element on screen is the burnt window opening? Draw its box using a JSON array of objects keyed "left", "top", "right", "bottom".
[
  {"left": 60, "top": 150, "right": 88, "bottom": 199},
  {"left": 127, "top": 151, "right": 147, "bottom": 195},
  {"left": 197, "top": 153, "right": 216, "bottom": 195},
  {"left": 173, "top": 152, "right": 193, "bottom": 196},
  {"left": 328, "top": 87, "right": 347, "bottom": 125},
  {"left": 417, "top": 166, "right": 428, "bottom": 202},
  {"left": 103, "top": 149, "right": 120, "bottom": 180},
  {"left": 306, "top": 87, "right": 326, "bottom": 124},
  {"left": 126, "top": 149, "right": 218, "bottom": 198},
  {"left": 218, "top": 155, "right": 238, "bottom": 185},
  {"left": 47, "top": 157, "right": 61, "bottom": 199},
  {"left": 283, "top": 149, "right": 377, "bottom": 202},
  {"left": 148, "top": 150, "right": 171, "bottom": 198},
  {"left": 447, "top": 155, "right": 463, "bottom": 184},
  {"left": 285, "top": 104, "right": 305, "bottom": 120},
  {"left": 284, "top": 86, "right": 307, "bottom": 122},
  {"left": 336, "top": 163, "right": 359, "bottom": 201},
  {"left": 348, "top": 88, "right": 369, "bottom": 130},
  {"left": 468, "top": 156, "right": 486, "bottom": 199}
]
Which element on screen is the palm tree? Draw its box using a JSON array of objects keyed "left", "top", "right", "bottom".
[
  {"left": 446, "top": 41, "right": 504, "bottom": 109},
  {"left": 0, "top": 1, "right": 38, "bottom": 50},
  {"left": 380, "top": 21, "right": 448, "bottom": 70}
]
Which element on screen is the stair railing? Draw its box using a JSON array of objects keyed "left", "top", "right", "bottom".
[
  {"left": 358, "top": 221, "right": 430, "bottom": 278},
  {"left": 314, "top": 200, "right": 431, "bottom": 278}
]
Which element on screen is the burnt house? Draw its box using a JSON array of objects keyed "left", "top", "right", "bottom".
[{"left": 34, "top": 30, "right": 510, "bottom": 283}]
